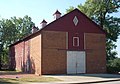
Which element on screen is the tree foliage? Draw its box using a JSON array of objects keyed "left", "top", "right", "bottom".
[
  {"left": 0, "top": 15, "right": 35, "bottom": 69},
  {"left": 0, "top": 15, "right": 34, "bottom": 48},
  {"left": 107, "top": 58, "right": 120, "bottom": 73},
  {"left": 66, "top": 0, "right": 120, "bottom": 60}
]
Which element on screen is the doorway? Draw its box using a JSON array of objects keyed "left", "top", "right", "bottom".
[{"left": 67, "top": 51, "right": 86, "bottom": 74}]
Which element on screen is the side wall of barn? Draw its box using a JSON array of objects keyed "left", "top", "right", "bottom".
[
  {"left": 9, "top": 33, "right": 42, "bottom": 75},
  {"left": 9, "top": 46, "right": 16, "bottom": 70},
  {"left": 9, "top": 42, "right": 24, "bottom": 71},
  {"left": 30, "top": 34, "right": 42, "bottom": 75}
]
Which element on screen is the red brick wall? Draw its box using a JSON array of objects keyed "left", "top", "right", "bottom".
[
  {"left": 84, "top": 33, "right": 106, "bottom": 73},
  {"left": 30, "top": 34, "right": 41, "bottom": 75},
  {"left": 23, "top": 40, "right": 30, "bottom": 72},
  {"left": 9, "top": 46, "right": 16, "bottom": 70},
  {"left": 42, "top": 31, "right": 67, "bottom": 74},
  {"left": 14, "top": 42, "right": 24, "bottom": 71},
  {"left": 9, "top": 33, "right": 42, "bottom": 75}
]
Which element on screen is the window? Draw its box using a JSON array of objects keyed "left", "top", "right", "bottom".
[{"left": 73, "top": 37, "right": 79, "bottom": 46}]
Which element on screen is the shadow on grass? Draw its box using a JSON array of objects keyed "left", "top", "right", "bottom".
[
  {"left": 0, "top": 71, "right": 24, "bottom": 75},
  {"left": 0, "top": 77, "right": 61, "bottom": 83},
  {"left": 0, "top": 82, "right": 19, "bottom": 84},
  {"left": 0, "top": 78, "right": 19, "bottom": 84}
]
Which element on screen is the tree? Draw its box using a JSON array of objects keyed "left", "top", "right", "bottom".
[
  {"left": 0, "top": 15, "right": 35, "bottom": 69},
  {"left": 66, "top": 0, "right": 120, "bottom": 60},
  {"left": 107, "top": 58, "right": 120, "bottom": 73},
  {"left": 0, "top": 19, "right": 16, "bottom": 70},
  {"left": 11, "top": 15, "right": 35, "bottom": 40}
]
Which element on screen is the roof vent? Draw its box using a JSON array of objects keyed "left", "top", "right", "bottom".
[
  {"left": 32, "top": 26, "right": 39, "bottom": 33},
  {"left": 53, "top": 10, "right": 61, "bottom": 20},
  {"left": 73, "top": 16, "right": 78, "bottom": 26},
  {"left": 40, "top": 19, "right": 47, "bottom": 28}
]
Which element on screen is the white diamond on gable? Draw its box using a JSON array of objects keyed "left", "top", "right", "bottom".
[{"left": 73, "top": 16, "right": 78, "bottom": 26}]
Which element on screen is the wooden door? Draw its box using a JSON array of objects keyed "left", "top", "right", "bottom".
[{"left": 67, "top": 51, "right": 86, "bottom": 74}]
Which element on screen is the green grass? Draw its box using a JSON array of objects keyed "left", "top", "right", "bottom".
[
  {"left": 0, "top": 77, "right": 61, "bottom": 84},
  {"left": 0, "top": 71, "right": 61, "bottom": 84},
  {"left": 18, "top": 77, "right": 61, "bottom": 82},
  {"left": 0, "top": 78, "right": 19, "bottom": 84},
  {"left": 0, "top": 71, "right": 22, "bottom": 75}
]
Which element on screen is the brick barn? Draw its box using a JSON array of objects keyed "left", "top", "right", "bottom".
[{"left": 9, "top": 9, "right": 106, "bottom": 75}]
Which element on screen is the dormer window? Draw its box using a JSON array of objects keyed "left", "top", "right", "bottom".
[{"left": 73, "top": 37, "right": 79, "bottom": 46}]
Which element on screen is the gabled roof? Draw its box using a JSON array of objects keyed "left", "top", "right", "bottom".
[
  {"left": 40, "top": 8, "right": 106, "bottom": 33},
  {"left": 10, "top": 8, "right": 106, "bottom": 47}
]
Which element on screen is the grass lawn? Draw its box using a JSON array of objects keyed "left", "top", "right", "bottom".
[
  {"left": 0, "top": 77, "right": 61, "bottom": 84},
  {"left": 0, "top": 78, "right": 19, "bottom": 84},
  {"left": 0, "top": 71, "right": 19, "bottom": 74},
  {"left": 0, "top": 71, "right": 61, "bottom": 84}
]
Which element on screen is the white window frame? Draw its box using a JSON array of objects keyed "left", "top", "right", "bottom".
[{"left": 73, "top": 37, "right": 79, "bottom": 46}]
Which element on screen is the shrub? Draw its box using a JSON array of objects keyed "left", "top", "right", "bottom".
[{"left": 107, "top": 58, "right": 120, "bottom": 74}]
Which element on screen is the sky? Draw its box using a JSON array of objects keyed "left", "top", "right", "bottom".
[
  {"left": 0, "top": 0, "right": 85, "bottom": 25},
  {"left": 0, "top": 0, "right": 120, "bottom": 57}
]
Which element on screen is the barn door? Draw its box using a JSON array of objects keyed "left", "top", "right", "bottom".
[{"left": 67, "top": 51, "right": 86, "bottom": 74}]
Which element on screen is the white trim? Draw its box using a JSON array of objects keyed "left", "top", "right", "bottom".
[
  {"left": 66, "top": 32, "right": 68, "bottom": 49},
  {"left": 73, "top": 37, "right": 79, "bottom": 46},
  {"left": 84, "top": 33, "right": 86, "bottom": 49}
]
